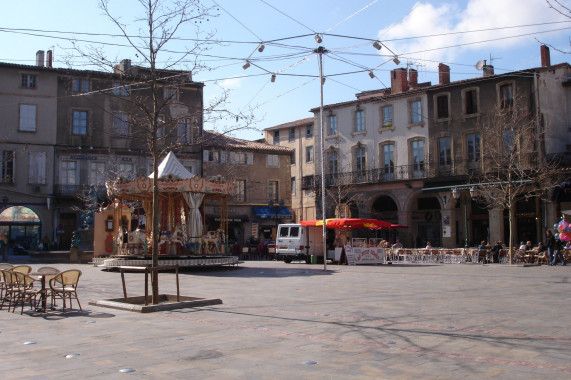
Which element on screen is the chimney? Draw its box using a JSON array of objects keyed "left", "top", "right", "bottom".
[
  {"left": 408, "top": 69, "right": 418, "bottom": 88},
  {"left": 540, "top": 44, "right": 551, "bottom": 67},
  {"left": 438, "top": 63, "right": 450, "bottom": 85},
  {"left": 391, "top": 68, "right": 409, "bottom": 94},
  {"left": 483, "top": 64, "right": 494, "bottom": 77},
  {"left": 114, "top": 59, "right": 132, "bottom": 75},
  {"left": 36, "top": 50, "right": 45, "bottom": 67},
  {"left": 46, "top": 50, "right": 53, "bottom": 68}
]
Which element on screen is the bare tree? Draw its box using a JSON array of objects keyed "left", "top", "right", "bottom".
[
  {"left": 471, "top": 92, "right": 563, "bottom": 263},
  {"left": 68, "top": 0, "right": 255, "bottom": 303}
]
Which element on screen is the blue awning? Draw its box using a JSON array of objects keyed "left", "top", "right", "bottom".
[{"left": 252, "top": 206, "right": 292, "bottom": 220}]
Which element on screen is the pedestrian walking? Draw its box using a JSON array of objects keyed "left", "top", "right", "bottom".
[{"left": 545, "top": 230, "right": 556, "bottom": 263}]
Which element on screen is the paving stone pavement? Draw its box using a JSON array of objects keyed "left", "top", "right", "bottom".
[{"left": 0, "top": 260, "right": 570, "bottom": 379}]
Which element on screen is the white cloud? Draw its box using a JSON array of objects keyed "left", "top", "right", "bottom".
[
  {"left": 219, "top": 77, "right": 242, "bottom": 90},
  {"left": 378, "top": 0, "right": 568, "bottom": 68}
]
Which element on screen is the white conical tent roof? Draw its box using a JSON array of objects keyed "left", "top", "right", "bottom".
[{"left": 148, "top": 151, "right": 194, "bottom": 179}]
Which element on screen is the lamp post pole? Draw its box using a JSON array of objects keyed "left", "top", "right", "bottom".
[
  {"left": 452, "top": 188, "right": 475, "bottom": 249},
  {"left": 268, "top": 199, "right": 284, "bottom": 242},
  {"left": 315, "top": 46, "right": 328, "bottom": 271}
]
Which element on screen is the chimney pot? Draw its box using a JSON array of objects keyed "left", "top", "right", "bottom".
[
  {"left": 438, "top": 63, "right": 450, "bottom": 85},
  {"left": 408, "top": 69, "right": 418, "bottom": 88},
  {"left": 391, "top": 68, "right": 409, "bottom": 94},
  {"left": 540, "top": 45, "right": 551, "bottom": 67},
  {"left": 46, "top": 50, "right": 53, "bottom": 68},
  {"left": 483, "top": 64, "right": 494, "bottom": 77},
  {"left": 36, "top": 50, "right": 45, "bottom": 67}
]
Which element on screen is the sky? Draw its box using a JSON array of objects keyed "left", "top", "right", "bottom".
[{"left": 0, "top": 0, "right": 569, "bottom": 141}]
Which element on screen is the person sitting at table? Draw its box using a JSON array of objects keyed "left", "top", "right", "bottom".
[
  {"left": 425, "top": 241, "right": 433, "bottom": 249},
  {"left": 518, "top": 241, "right": 527, "bottom": 251},
  {"left": 491, "top": 241, "right": 503, "bottom": 263},
  {"left": 478, "top": 240, "right": 488, "bottom": 250},
  {"left": 525, "top": 241, "right": 534, "bottom": 251},
  {"left": 392, "top": 240, "right": 403, "bottom": 249}
]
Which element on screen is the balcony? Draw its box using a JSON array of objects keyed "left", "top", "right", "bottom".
[{"left": 308, "top": 159, "right": 486, "bottom": 189}]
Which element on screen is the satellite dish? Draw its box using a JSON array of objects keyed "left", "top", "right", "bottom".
[{"left": 475, "top": 60, "right": 486, "bottom": 70}]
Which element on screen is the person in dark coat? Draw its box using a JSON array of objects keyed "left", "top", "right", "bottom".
[
  {"left": 545, "top": 230, "right": 556, "bottom": 263},
  {"left": 491, "top": 241, "right": 503, "bottom": 263}
]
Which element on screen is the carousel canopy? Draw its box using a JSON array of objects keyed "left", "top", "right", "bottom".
[
  {"left": 149, "top": 151, "right": 194, "bottom": 179},
  {"left": 106, "top": 152, "right": 234, "bottom": 197}
]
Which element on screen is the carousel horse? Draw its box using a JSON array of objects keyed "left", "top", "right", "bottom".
[{"left": 200, "top": 229, "right": 226, "bottom": 254}]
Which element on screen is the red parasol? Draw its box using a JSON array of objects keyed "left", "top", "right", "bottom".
[{"left": 300, "top": 218, "right": 392, "bottom": 230}]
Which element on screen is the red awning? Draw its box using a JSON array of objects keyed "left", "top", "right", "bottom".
[{"left": 300, "top": 218, "right": 392, "bottom": 230}]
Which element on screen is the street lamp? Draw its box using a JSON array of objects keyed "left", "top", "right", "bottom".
[
  {"left": 268, "top": 199, "right": 284, "bottom": 241},
  {"left": 452, "top": 187, "right": 476, "bottom": 248}
]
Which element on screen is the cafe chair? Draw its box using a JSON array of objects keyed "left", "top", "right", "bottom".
[
  {"left": 11, "top": 265, "right": 32, "bottom": 274},
  {"left": 49, "top": 269, "right": 82, "bottom": 312},
  {"left": 0, "top": 264, "right": 14, "bottom": 300},
  {"left": 12, "top": 272, "right": 41, "bottom": 314},
  {"left": 0, "top": 270, "right": 18, "bottom": 311}
]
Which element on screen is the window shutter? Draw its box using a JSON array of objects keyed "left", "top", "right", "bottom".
[
  {"left": 220, "top": 151, "right": 227, "bottom": 163},
  {"left": 247, "top": 153, "right": 253, "bottom": 165},
  {"left": 203, "top": 150, "right": 209, "bottom": 162}
]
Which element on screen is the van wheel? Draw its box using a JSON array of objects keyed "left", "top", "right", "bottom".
[{"left": 284, "top": 258, "right": 292, "bottom": 263}]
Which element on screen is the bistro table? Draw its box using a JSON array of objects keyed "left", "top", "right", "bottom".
[{"left": 29, "top": 271, "right": 58, "bottom": 312}]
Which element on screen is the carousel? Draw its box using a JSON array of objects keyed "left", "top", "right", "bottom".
[{"left": 92, "top": 152, "right": 238, "bottom": 268}]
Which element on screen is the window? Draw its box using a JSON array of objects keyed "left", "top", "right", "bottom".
[
  {"left": 21, "top": 74, "right": 36, "bottom": 88},
  {"left": 113, "top": 82, "right": 129, "bottom": 96},
  {"left": 28, "top": 152, "right": 46, "bottom": 185},
  {"left": 500, "top": 83, "right": 513, "bottom": 109},
  {"left": 72, "top": 110, "right": 88, "bottom": 135},
  {"left": 438, "top": 137, "right": 451, "bottom": 169},
  {"left": 178, "top": 118, "right": 192, "bottom": 143},
  {"left": 436, "top": 95, "right": 449, "bottom": 119},
  {"left": 328, "top": 151, "right": 338, "bottom": 174},
  {"left": 328, "top": 114, "right": 337, "bottom": 136},
  {"left": 60, "top": 161, "right": 77, "bottom": 185},
  {"left": 467, "top": 133, "right": 481, "bottom": 164},
  {"left": 73, "top": 79, "right": 90, "bottom": 93},
  {"left": 291, "top": 177, "right": 296, "bottom": 196},
  {"left": 233, "top": 180, "right": 246, "bottom": 201},
  {"left": 410, "top": 100, "right": 422, "bottom": 124},
  {"left": 207, "top": 151, "right": 219, "bottom": 163},
  {"left": 503, "top": 129, "right": 516, "bottom": 154},
  {"left": 381, "top": 105, "right": 393, "bottom": 127},
  {"left": 288, "top": 127, "right": 295, "bottom": 142},
  {"left": 291, "top": 149, "right": 296, "bottom": 165},
  {"left": 118, "top": 162, "right": 134, "bottom": 180},
  {"left": 19, "top": 104, "right": 36, "bottom": 132},
  {"left": 113, "top": 112, "right": 129, "bottom": 136},
  {"left": 0, "top": 150, "right": 15, "bottom": 183},
  {"left": 156, "top": 115, "right": 164, "bottom": 138},
  {"left": 411, "top": 140, "right": 424, "bottom": 175},
  {"left": 306, "top": 146, "right": 314, "bottom": 163},
  {"left": 305, "top": 124, "right": 313, "bottom": 138},
  {"left": 356, "top": 147, "right": 366, "bottom": 172},
  {"left": 382, "top": 143, "right": 394, "bottom": 176},
  {"left": 89, "top": 162, "right": 106, "bottom": 186},
  {"left": 164, "top": 86, "right": 179, "bottom": 101},
  {"left": 231, "top": 151, "right": 247, "bottom": 164},
  {"left": 273, "top": 130, "right": 280, "bottom": 145},
  {"left": 464, "top": 89, "right": 478, "bottom": 115},
  {"left": 268, "top": 181, "right": 278, "bottom": 202},
  {"left": 355, "top": 109, "right": 364, "bottom": 132},
  {"left": 267, "top": 154, "right": 279, "bottom": 167}
]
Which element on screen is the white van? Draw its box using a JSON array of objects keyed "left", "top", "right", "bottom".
[{"left": 276, "top": 223, "right": 325, "bottom": 263}]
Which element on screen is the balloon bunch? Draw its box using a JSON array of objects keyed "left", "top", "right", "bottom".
[{"left": 554, "top": 219, "right": 571, "bottom": 242}]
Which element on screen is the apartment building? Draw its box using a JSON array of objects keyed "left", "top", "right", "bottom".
[
  {"left": 0, "top": 52, "right": 204, "bottom": 250},
  {"left": 202, "top": 130, "right": 293, "bottom": 245},
  {"left": 265, "top": 46, "right": 570, "bottom": 248}
]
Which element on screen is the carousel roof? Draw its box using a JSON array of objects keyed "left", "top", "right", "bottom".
[
  {"left": 107, "top": 151, "right": 233, "bottom": 197},
  {"left": 149, "top": 151, "right": 194, "bottom": 179}
]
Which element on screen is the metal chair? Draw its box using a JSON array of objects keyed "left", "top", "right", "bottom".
[{"left": 11, "top": 271, "right": 41, "bottom": 314}]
